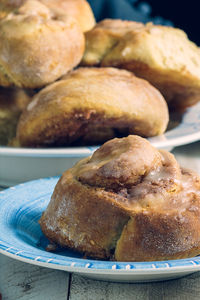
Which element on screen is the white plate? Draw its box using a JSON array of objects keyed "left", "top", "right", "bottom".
[
  {"left": 1, "top": 177, "right": 200, "bottom": 283},
  {"left": 1, "top": 102, "right": 200, "bottom": 187}
]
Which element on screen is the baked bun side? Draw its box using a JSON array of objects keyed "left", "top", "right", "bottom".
[
  {"left": 0, "top": 0, "right": 95, "bottom": 32},
  {"left": 82, "top": 19, "right": 200, "bottom": 109},
  {"left": 16, "top": 67, "right": 169, "bottom": 147},
  {"left": 115, "top": 209, "right": 200, "bottom": 262},
  {"left": 0, "top": 87, "right": 33, "bottom": 145},
  {"left": 0, "top": 0, "right": 85, "bottom": 88},
  {"left": 40, "top": 169, "right": 130, "bottom": 259},
  {"left": 39, "top": 135, "right": 200, "bottom": 261}
]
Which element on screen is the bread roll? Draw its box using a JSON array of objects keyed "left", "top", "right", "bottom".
[
  {"left": 0, "top": 0, "right": 95, "bottom": 32},
  {"left": 16, "top": 67, "right": 169, "bottom": 147},
  {"left": 0, "top": 0, "right": 85, "bottom": 88},
  {"left": 82, "top": 19, "right": 200, "bottom": 109},
  {"left": 0, "top": 87, "right": 32, "bottom": 145},
  {"left": 40, "top": 135, "right": 200, "bottom": 261}
]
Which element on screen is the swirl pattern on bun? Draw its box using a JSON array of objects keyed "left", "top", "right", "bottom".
[
  {"left": 16, "top": 67, "right": 169, "bottom": 147},
  {"left": 40, "top": 135, "right": 200, "bottom": 261}
]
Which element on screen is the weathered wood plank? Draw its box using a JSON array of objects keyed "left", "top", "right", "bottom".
[
  {"left": 69, "top": 272, "right": 200, "bottom": 300},
  {"left": 0, "top": 254, "right": 69, "bottom": 300}
]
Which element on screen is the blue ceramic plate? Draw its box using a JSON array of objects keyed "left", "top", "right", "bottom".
[{"left": 1, "top": 177, "right": 200, "bottom": 282}]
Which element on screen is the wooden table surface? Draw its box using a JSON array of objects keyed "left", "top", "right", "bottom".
[{"left": 1, "top": 141, "right": 200, "bottom": 300}]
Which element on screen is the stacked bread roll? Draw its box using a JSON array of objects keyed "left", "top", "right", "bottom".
[
  {"left": 1, "top": 1, "right": 200, "bottom": 147},
  {"left": 17, "top": 67, "right": 168, "bottom": 147},
  {"left": 0, "top": 0, "right": 93, "bottom": 144},
  {"left": 82, "top": 19, "right": 200, "bottom": 109},
  {"left": 40, "top": 135, "right": 200, "bottom": 261},
  {"left": 1, "top": 1, "right": 200, "bottom": 262}
]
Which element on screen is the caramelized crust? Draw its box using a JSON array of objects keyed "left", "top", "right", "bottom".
[
  {"left": 40, "top": 135, "right": 200, "bottom": 261},
  {"left": 16, "top": 67, "right": 169, "bottom": 147},
  {"left": 40, "top": 0, "right": 95, "bottom": 32},
  {"left": 0, "top": 0, "right": 95, "bottom": 32},
  {"left": 77, "top": 136, "right": 163, "bottom": 188},
  {"left": 0, "top": 0, "right": 85, "bottom": 88},
  {"left": 82, "top": 19, "right": 200, "bottom": 109}
]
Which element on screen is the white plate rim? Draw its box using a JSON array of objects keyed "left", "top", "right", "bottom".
[{"left": 1, "top": 249, "right": 200, "bottom": 276}]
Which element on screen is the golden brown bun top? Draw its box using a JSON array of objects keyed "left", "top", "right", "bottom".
[
  {"left": 71, "top": 135, "right": 199, "bottom": 213},
  {"left": 0, "top": 0, "right": 95, "bottom": 32},
  {"left": 0, "top": 0, "right": 85, "bottom": 88},
  {"left": 23, "top": 67, "right": 168, "bottom": 120},
  {"left": 16, "top": 67, "right": 169, "bottom": 147},
  {"left": 82, "top": 19, "right": 200, "bottom": 82},
  {"left": 0, "top": 0, "right": 81, "bottom": 37},
  {"left": 88, "top": 18, "right": 144, "bottom": 35},
  {"left": 75, "top": 135, "right": 163, "bottom": 188}
]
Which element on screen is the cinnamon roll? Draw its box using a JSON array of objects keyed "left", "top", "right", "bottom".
[
  {"left": 16, "top": 67, "right": 169, "bottom": 147},
  {"left": 40, "top": 135, "right": 200, "bottom": 261},
  {"left": 81, "top": 19, "right": 200, "bottom": 109},
  {"left": 0, "top": 0, "right": 85, "bottom": 88}
]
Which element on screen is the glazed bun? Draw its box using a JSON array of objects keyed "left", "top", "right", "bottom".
[
  {"left": 0, "top": 0, "right": 95, "bottom": 32},
  {"left": 0, "top": 87, "right": 32, "bottom": 145},
  {"left": 82, "top": 19, "right": 200, "bottom": 109},
  {"left": 16, "top": 67, "right": 169, "bottom": 147},
  {"left": 0, "top": 0, "right": 85, "bottom": 88},
  {"left": 40, "top": 135, "right": 200, "bottom": 261},
  {"left": 40, "top": 0, "right": 95, "bottom": 32}
]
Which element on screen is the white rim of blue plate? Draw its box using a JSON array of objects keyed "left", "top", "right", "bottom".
[
  {"left": 1, "top": 177, "right": 200, "bottom": 275},
  {"left": 0, "top": 102, "right": 200, "bottom": 157}
]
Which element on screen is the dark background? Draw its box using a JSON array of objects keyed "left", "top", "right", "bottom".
[
  {"left": 87, "top": 0, "right": 199, "bottom": 46},
  {"left": 145, "top": 0, "right": 198, "bottom": 45}
]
